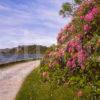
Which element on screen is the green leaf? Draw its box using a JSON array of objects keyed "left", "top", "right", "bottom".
[{"left": 74, "top": 0, "right": 82, "bottom": 4}]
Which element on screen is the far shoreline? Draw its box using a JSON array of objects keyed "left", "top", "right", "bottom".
[{"left": 0, "top": 58, "right": 41, "bottom": 69}]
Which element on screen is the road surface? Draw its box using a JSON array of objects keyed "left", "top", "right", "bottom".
[{"left": 0, "top": 60, "right": 40, "bottom": 100}]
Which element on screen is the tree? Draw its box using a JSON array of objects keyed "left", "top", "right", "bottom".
[{"left": 59, "top": 0, "right": 83, "bottom": 17}]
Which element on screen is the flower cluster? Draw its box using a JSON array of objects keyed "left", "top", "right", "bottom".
[
  {"left": 80, "top": 6, "right": 99, "bottom": 32},
  {"left": 84, "top": 7, "right": 98, "bottom": 22},
  {"left": 77, "top": 50, "right": 88, "bottom": 67},
  {"left": 84, "top": 24, "right": 91, "bottom": 32},
  {"left": 66, "top": 24, "right": 75, "bottom": 32},
  {"left": 47, "top": 0, "right": 99, "bottom": 70},
  {"left": 66, "top": 37, "right": 89, "bottom": 69},
  {"left": 76, "top": 0, "right": 92, "bottom": 16},
  {"left": 80, "top": 6, "right": 99, "bottom": 21},
  {"left": 41, "top": 0, "right": 100, "bottom": 87},
  {"left": 40, "top": 0, "right": 100, "bottom": 97},
  {"left": 67, "top": 40, "right": 82, "bottom": 53},
  {"left": 57, "top": 31, "right": 69, "bottom": 44}
]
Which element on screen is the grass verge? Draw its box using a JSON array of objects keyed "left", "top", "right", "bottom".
[
  {"left": 15, "top": 67, "right": 78, "bottom": 100},
  {"left": 16, "top": 67, "right": 99, "bottom": 100}
]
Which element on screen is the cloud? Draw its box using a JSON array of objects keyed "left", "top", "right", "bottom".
[
  {"left": 0, "top": 0, "right": 72, "bottom": 49},
  {"left": 0, "top": 29, "right": 56, "bottom": 49},
  {"left": 0, "top": 4, "right": 11, "bottom": 11}
]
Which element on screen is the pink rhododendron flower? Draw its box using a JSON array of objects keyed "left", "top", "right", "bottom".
[
  {"left": 77, "top": 50, "right": 88, "bottom": 67},
  {"left": 76, "top": 44, "right": 82, "bottom": 51},
  {"left": 84, "top": 7, "right": 98, "bottom": 22},
  {"left": 80, "top": 16, "right": 85, "bottom": 19},
  {"left": 84, "top": 24, "right": 91, "bottom": 32},
  {"left": 57, "top": 31, "right": 69, "bottom": 44},
  {"left": 91, "top": 7, "right": 98, "bottom": 15},
  {"left": 67, "top": 40, "right": 82, "bottom": 53},
  {"left": 67, "top": 59, "right": 76, "bottom": 68},
  {"left": 67, "top": 60, "right": 72, "bottom": 67},
  {"left": 57, "top": 49, "right": 65, "bottom": 57},
  {"left": 71, "top": 59, "right": 76, "bottom": 68},
  {"left": 68, "top": 47, "right": 73, "bottom": 53},
  {"left": 67, "top": 24, "right": 74, "bottom": 32},
  {"left": 84, "top": 12, "right": 94, "bottom": 22},
  {"left": 67, "top": 48, "right": 88, "bottom": 68}
]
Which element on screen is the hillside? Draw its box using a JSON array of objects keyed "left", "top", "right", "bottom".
[{"left": 0, "top": 45, "right": 48, "bottom": 55}]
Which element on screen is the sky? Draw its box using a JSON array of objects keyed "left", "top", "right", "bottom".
[{"left": 0, "top": 0, "right": 72, "bottom": 49}]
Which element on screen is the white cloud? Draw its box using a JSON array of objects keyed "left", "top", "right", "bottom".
[{"left": 0, "top": 0, "right": 72, "bottom": 49}]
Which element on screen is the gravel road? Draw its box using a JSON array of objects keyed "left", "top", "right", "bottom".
[{"left": 0, "top": 60, "right": 40, "bottom": 100}]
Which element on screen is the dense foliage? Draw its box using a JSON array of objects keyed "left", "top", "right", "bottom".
[{"left": 40, "top": 0, "right": 100, "bottom": 99}]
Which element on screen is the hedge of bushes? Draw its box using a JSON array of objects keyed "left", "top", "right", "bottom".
[{"left": 40, "top": 0, "right": 100, "bottom": 98}]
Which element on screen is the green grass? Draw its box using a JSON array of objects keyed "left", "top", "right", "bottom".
[
  {"left": 16, "top": 67, "right": 100, "bottom": 100},
  {"left": 16, "top": 68, "right": 76, "bottom": 100}
]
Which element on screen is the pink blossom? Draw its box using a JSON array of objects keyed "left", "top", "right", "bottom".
[
  {"left": 67, "top": 59, "right": 76, "bottom": 68},
  {"left": 80, "top": 16, "right": 85, "bottom": 19},
  {"left": 84, "top": 7, "right": 98, "bottom": 22},
  {"left": 68, "top": 24, "right": 74, "bottom": 32},
  {"left": 84, "top": 12, "right": 94, "bottom": 22},
  {"left": 67, "top": 40, "right": 82, "bottom": 52},
  {"left": 66, "top": 49, "right": 88, "bottom": 69},
  {"left": 68, "top": 47, "right": 73, "bottom": 53},
  {"left": 84, "top": 24, "right": 91, "bottom": 32},
  {"left": 91, "top": 7, "right": 98, "bottom": 15},
  {"left": 76, "top": 44, "right": 82, "bottom": 51},
  {"left": 67, "top": 60, "right": 72, "bottom": 67},
  {"left": 77, "top": 50, "right": 88, "bottom": 67},
  {"left": 71, "top": 59, "right": 76, "bottom": 68},
  {"left": 58, "top": 49, "right": 65, "bottom": 57}
]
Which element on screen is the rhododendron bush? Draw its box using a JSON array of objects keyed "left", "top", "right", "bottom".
[{"left": 40, "top": 0, "right": 100, "bottom": 98}]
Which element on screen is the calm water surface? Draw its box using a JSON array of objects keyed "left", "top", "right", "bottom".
[{"left": 0, "top": 54, "right": 42, "bottom": 64}]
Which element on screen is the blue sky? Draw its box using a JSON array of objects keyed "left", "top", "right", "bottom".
[{"left": 0, "top": 0, "right": 72, "bottom": 49}]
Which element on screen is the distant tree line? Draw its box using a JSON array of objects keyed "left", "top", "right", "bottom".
[{"left": 0, "top": 45, "right": 48, "bottom": 55}]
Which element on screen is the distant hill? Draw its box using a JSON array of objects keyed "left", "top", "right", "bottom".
[{"left": 0, "top": 45, "right": 48, "bottom": 55}]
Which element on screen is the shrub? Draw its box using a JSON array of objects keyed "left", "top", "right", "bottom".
[{"left": 40, "top": 0, "right": 100, "bottom": 98}]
